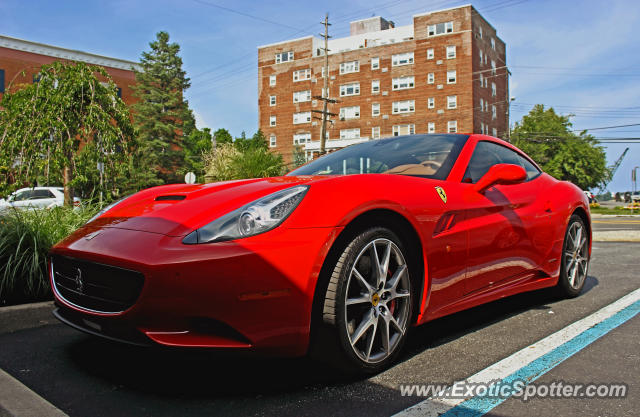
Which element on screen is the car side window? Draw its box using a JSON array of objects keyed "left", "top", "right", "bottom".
[
  {"left": 32, "top": 190, "right": 55, "bottom": 199},
  {"left": 13, "top": 191, "right": 32, "bottom": 201},
  {"left": 463, "top": 141, "right": 539, "bottom": 183},
  {"left": 517, "top": 155, "right": 542, "bottom": 180}
]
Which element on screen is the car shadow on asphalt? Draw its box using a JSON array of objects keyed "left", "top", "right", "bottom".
[{"left": 65, "top": 276, "right": 599, "bottom": 398}]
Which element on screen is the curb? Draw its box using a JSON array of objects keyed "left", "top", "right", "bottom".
[
  {"left": 0, "top": 368, "right": 68, "bottom": 417},
  {"left": 0, "top": 301, "right": 57, "bottom": 334}
]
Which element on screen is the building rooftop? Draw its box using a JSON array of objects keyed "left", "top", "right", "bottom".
[{"left": 0, "top": 35, "right": 141, "bottom": 71}]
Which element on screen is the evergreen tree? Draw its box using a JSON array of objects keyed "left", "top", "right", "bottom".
[{"left": 132, "top": 31, "right": 193, "bottom": 184}]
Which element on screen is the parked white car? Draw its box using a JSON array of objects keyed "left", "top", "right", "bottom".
[{"left": 0, "top": 187, "right": 81, "bottom": 211}]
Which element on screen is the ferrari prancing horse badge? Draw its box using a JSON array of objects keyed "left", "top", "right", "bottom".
[{"left": 435, "top": 186, "right": 447, "bottom": 203}]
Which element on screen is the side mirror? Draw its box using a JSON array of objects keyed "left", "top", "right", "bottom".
[{"left": 473, "top": 163, "right": 527, "bottom": 193}]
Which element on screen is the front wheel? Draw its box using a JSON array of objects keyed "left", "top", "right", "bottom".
[
  {"left": 318, "top": 227, "right": 413, "bottom": 374},
  {"left": 557, "top": 214, "right": 589, "bottom": 297}
]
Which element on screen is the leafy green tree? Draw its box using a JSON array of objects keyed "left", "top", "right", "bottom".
[
  {"left": 132, "top": 31, "right": 193, "bottom": 184},
  {"left": 511, "top": 105, "right": 607, "bottom": 190},
  {"left": 213, "top": 128, "right": 233, "bottom": 146},
  {"left": 181, "top": 119, "right": 212, "bottom": 182},
  {"left": 0, "top": 62, "right": 134, "bottom": 205}
]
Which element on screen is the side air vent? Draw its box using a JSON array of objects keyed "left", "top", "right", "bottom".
[{"left": 155, "top": 195, "right": 186, "bottom": 201}]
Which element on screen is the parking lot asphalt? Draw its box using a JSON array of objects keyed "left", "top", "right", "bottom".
[{"left": 0, "top": 242, "right": 638, "bottom": 417}]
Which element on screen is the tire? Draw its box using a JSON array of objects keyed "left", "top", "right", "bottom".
[
  {"left": 556, "top": 214, "right": 589, "bottom": 298},
  {"left": 316, "top": 227, "right": 413, "bottom": 374}
]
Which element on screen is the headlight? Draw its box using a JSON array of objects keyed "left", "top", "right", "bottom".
[
  {"left": 183, "top": 185, "right": 309, "bottom": 244},
  {"left": 85, "top": 195, "right": 132, "bottom": 224}
]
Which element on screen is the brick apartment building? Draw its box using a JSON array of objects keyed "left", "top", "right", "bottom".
[
  {"left": 0, "top": 35, "right": 140, "bottom": 104},
  {"left": 257, "top": 4, "right": 508, "bottom": 163}
]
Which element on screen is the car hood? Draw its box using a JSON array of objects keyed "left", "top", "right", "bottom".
[{"left": 88, "top": 176, "right": 320, "bottom": 237}]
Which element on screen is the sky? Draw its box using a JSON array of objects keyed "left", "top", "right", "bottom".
[{"left": 2, "top": 0, "right": 639, "bottom": 192}]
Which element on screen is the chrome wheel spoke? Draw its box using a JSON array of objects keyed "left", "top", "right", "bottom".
[
  {"left": 352, "top": 268, "right": 374, "bottom": 294},
  {"left": 365, "top": 318, "right": 378, "bottom": 361},
  {"left": 380, "top": 312, "right": 391, "bottom": 355},
  {"left": 347, "top": 294, "right": 371, "bottom": 306},
  {"left": 350, "top": 309, "right": 375, "bottom": 346}
]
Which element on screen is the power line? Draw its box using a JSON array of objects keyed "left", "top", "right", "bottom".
[{"left": 190, "top": 0, "right": 305, "bottom": 32}]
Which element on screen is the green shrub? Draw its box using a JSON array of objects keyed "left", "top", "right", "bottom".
[{"left": 0, "top": 206, "right": 98, "bottom": 306}]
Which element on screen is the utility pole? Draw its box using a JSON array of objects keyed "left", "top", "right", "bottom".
[{"left": 315, "top": 13, "right": 335, "bottom": 156}]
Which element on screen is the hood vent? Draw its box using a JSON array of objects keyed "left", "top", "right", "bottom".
[{"left": 155, "top": 195, "right": 187, "bottom": 201}]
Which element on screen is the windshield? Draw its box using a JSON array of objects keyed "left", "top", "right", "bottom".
[{"left": 288, "top": 134, "right": 469, "bottom": 180}]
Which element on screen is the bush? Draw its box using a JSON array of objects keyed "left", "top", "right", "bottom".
[{"left": 0, "top": 206, "right": 98, "bottom": 306}]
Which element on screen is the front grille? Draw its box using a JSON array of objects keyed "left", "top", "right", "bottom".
[{"left": 51, "top": 255, "right": 145, "bottom": 313}]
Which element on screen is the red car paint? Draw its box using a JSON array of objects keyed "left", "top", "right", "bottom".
[{"left": 50, "top": 134, "right": 591, "bottom": 356}]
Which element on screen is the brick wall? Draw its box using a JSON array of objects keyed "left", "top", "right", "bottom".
[{"left": 0, "top": 46, "right": 137, "bottom": 106}]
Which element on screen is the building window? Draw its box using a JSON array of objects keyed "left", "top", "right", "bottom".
[
  {"left": 491, "top": 60, "right": 496, "bottom": 75},
  {"left": 269, "top": 135, "right": 277, "bottom": 147},
  {"left": 393, "top": 124, "right": 415, "bottom": 136},
  {"left": 0, "top": 69, "right": 4, "bottom": 93},
  {"left": 275, "top": 51, "right": 293, "bottom": 64},
  {"left": 392, "top": 100, "right": 415, "bottom": 114},
  {"left": 392, "top": 76, "right": 414, "bottom": 90},
  {"left": 485, "top": 100, "right": 489, "bottom": 112},
  {"left": 479, "top": 73, "right": 484, "bottom": 87},
  {"left": 293, "top": 90, "right": 311, "bottom": 103},
  {"left": 269, "top": 95, "right": 276, "bottom": 106},
  {"left": 340, "top": 128, "right": 360, "bottom": 139},
  {"left": 340, "top": 106, "right": 360, "bottom": 120},
  {"left": 479, "top": 49, "right": 483, "bottom": 65},
  {"left": 427, "top": 48, "right": 434, "bottom": 59},
  {"left": 480, "top": 122, "right": 485, "bottom": 134},
  {"left": 269, "top": 75, "right": 276, "bottom": 86},
  {"left": 492, "top": 105, "right": 497, "bottom": 120},
  {"left": 428, "top": 122, "right": 435, "bottom": 133},
  {"left": 478, "top": 26, "right": 483, "bottom": 39},
  {"left": 340, "top": 60, "right": 359, "bottom": 74},
  {"left": 447, "top": 70, "right": 456, "bottom": 84},
  {"left": 372, "top": 103, "right": 380, "bottom": 116},
  {"left": 491, "top": 38, "right": 496, "bottom": 50},
  {"left": 293, "top": 132, "right": 311, "bottom": 145},
  {"left": 491, "top": 82, "right": 496, "bottom": 97},
  {"left": 480, "top": 98, "right": 484, "bottom": 112},
  {"left": 428, "top": 97, "right": 435, "bottom": 109},
  {"left": 270, "top": 115, "right": 276, "bottom": 126},
  {"left": 372, "top": 126, "right": 381, "bottom": 139},
  {"left": 371, "top": 80, "right": 380, "bottom": 94},
  {"left": 447, "top": 95, "right": 457, "bottom": 109},
  {"left": 293, "top": 111, "right": 311, "bottom": 124},
  {"left": 427, "top": 21, "right": 453, "bottom": 36},
  {"left": 371, "top": 57, "right": 380, "bottom": 70},
  {"left": 448, "top": 120, "right": 457, "bottom": 133},
  {"left": 427, "top": 73, "right": 435, "bottom": 84},
  {"left": 446, "top": 45, "right": 456, "bottom": 59},
  {"left": 392, "top": 52, "right": 414, "bottom": 66},
  {"left": 492, "top": 127, "right": 497, "bottom": 137},
  {"left": 117, "top": 87, "right": 122, "bottom": 98},
  {"left": 340, "top": 82, "right": 360, "bottom": 96},
  {"left": 293, "top": 68, "right": 311, "bottom": 82}
]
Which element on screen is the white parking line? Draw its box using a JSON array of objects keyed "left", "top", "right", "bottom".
[
  {"left": 393, "top": 287, "right": 640, "bottom": 417},
  {"left": 0, "top": 368, "right": 68, "bottom": 417}
]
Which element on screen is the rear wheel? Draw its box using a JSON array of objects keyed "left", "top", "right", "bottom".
[
  {"left": 557, "top": 214, "right": 589, "bottom": 297},
  {"left": 317, "top": 227, "right": 413, "bottom": 374}
]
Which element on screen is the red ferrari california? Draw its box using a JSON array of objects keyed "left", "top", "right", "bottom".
[{"left": 50, "top": 134, "right": 591, "bottom": 373}]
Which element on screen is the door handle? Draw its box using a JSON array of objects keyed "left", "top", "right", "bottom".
[{"left": 543, "top": 200, "right": 553, "bottom": 213}]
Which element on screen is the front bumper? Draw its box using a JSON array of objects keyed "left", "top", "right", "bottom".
[{"left": 50, "top": 225, "right": 341, "bottom": 356}]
